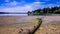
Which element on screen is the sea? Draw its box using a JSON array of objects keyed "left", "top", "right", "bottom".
[{"left": 0, "top": 14, "right": 28, "bottom": 16}]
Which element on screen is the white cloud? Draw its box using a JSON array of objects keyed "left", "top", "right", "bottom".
[
  {"left": 26, "top": 2, "right": 45, "bottom": 10},
  {"left": 1, "top": 0, "right": 26, "bottom": 7},
  {"left": 46, "top": 4, "right": 60, "bottom": 8},
  {"left": 38, "top": 4, "right": 60, "bottom": 8},
  {"left": 4, "top": 1, "right": 19, "bottom": 6},
  {"left": 0, "top": 1, "right": 59, "bottom": 12},
  {"left": 2, "top": 1, "right": 59, "bottom": 12},
  {"left": 0, "top": 1, "right": 43, "bottom": 12},
  {"left": 0, "top": 5, "right": 32, "bottom": 12},
  {"left": 10, "top": 1, "right": 18, "bottom": 6}
]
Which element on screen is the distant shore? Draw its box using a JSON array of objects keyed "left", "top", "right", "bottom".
[{"left": 0, "top": 14, "right": 28, "bottom": 16}]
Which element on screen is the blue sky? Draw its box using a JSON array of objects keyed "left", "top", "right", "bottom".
[{"left": 0, "top": 0, "right": 60, "bottom": 12}]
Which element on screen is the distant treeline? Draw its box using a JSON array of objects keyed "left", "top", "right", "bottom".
[
  {"left": 0, "top": 12, "right": 27, "bottom": 14},
  {"left": 27, "top": 6, "right": 60, "bottom": 15},
  {"left": 0, "top": 12, "right": 9, "bottom": 14}
]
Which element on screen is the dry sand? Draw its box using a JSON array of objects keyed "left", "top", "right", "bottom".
[
  {"left": 35, "top": 15, "right": 60, "bottom": 34},
  {"left": 0, "top": 22, "right": 36, "bottom": 34}
]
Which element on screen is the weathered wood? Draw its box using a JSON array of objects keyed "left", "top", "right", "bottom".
[
  {"left": 28, "top": 18, "right": 42, "bottom": 34},
  {"left": 18, "top": 18, "right": 42, "bottom": 34}
]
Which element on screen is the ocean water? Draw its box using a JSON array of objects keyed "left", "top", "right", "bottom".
[{"left": 0, "top": 14, "right": 28, "bottom": 16}]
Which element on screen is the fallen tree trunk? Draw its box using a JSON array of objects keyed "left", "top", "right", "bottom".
[
  {"left": 18, "top": 18, "right": 42, "bottom": 34},
  {"left": 28, "top": 18, "right": 42, "bottom": 34}
]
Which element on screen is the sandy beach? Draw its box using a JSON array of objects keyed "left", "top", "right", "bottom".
[{"left": 0, "top": 15, "right": 60, "bottom": 34}]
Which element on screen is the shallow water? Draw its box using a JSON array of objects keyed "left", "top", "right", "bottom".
[{"left": 0, "top": 14, "right": 28, "bottom": 16}]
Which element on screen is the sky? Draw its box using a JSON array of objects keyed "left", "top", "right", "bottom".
[{"left": 0, "top": 0, "right": 60, "bottom": 12}]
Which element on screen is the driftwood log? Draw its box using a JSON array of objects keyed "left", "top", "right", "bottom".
[
  {"left": 18, "top": 18, "right": 42, "bottom": 34},
  {"left": 29, "top": 18, "right": 42, "bottom": 34}
]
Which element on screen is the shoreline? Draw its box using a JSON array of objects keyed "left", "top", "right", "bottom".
[{"left": 0, "top": 14, "right": 28, "bottom": 16}]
